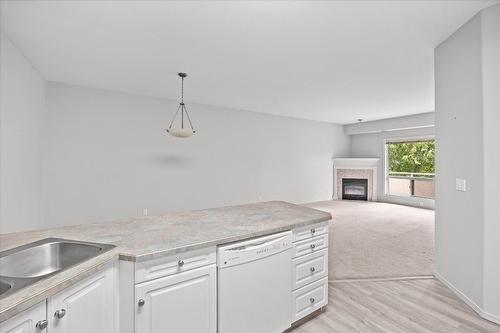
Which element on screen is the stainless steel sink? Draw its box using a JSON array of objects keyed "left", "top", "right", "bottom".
[
  {"left": 0, "top": 238, "right": 115, "bottom": 298},
  {"left": 0, "top": 280, "right": 11, "bottom": 295}
]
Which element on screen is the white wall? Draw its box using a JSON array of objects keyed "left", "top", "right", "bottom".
[
  {"left": 435, "top": 11, "right": 484, "bottom": 309},
  {"left": 435, "top": 3, "right": 500, "bottom": 323},
  {"left": 480, "top": 3, "right": 500, "bottom": 321},
  {"left": 344, "top": 112, "right": 434, "bottom": 136},
  {"left": 0, "top": 32, "right": 46, "bottom": 233},
  {"left": 40, "top": 82, "right": 350, "bottom": 228},
  {"left": 350, "top": 124, "right": 435, "bottom": 209}
]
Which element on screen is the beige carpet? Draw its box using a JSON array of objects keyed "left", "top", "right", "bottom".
[{"left": 303, "top": 200, "right": 434, "bottom": 280}]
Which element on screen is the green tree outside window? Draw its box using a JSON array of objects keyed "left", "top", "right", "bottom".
[{"left": 388, "top": 140, "right": 435, "bottom": 176}]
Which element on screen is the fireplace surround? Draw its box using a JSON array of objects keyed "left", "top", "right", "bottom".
[{"left": 332, "top": 158, "right": 379, "bottom": 201}]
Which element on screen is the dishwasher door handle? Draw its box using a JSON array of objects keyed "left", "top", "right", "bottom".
[
  {"left": 218, "top": 231, "right": 292, "bottom": 267},
  {"left": 226, "top": 239, "right": 269, "bottom": 251},
  {"left": 225, "top": 234, "right": 288, "bottom": 251}
]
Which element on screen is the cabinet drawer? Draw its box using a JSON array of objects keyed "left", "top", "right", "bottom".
[
  {"left": 292, "top": 233, "right": 328, "bottom": 258},
  {"left": 293, "top": 222, "right": 328, "bottom": 242},
  {"left": 292, "top": 277, "right": 328, "bottom": 323},
  {"left": 292, "top": 248, "right": 328, "bottom": 290},
  {"left": 135, "top": 247, "right": 216, "bottom": 284}
]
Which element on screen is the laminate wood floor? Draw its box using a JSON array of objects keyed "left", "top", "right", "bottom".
[{"left": 291, "top": 278, "right": 500, "bottom": 333}]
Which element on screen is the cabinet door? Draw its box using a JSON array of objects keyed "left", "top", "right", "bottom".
[
  {"left": 136, "top": 264, "right": 216, "bottom": 333},
  {"left": 0, "top": 302, "right": 46, "bottom": 333},
  {"left": 48, "top": 265, "right": 115, "bottom": 333}
]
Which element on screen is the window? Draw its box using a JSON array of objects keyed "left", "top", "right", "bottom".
[{"left": 385, "top": 139, "right": 435, "bottom": 199}]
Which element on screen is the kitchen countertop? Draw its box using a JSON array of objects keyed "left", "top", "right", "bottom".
[{"left": 0, "top": 201, "right": 331, "bottom": 321}]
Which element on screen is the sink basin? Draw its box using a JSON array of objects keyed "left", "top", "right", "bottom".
[
  {"left": 0, "top": 280, "right": 11, "bottom": 296},
  {"left": 0, "top": 240, "right": 113, "bottom": 278},
  {"left": 0, "top": 238, "right": 115, "bottom": 298}
]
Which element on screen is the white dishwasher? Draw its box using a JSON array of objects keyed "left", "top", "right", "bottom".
[{"left": 218, "top": 231, "right": 292, "bottom": 333}]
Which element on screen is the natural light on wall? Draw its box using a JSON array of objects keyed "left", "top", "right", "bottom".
[{"left": 385, "top": 139, "right": 435, "bottom": 199}]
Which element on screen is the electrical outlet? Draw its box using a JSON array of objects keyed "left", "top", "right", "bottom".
[
  {"left": 455, "top": 179, "right": 466, "bottom": 192},
  {"left": 142, "top": 208, "right": 148, "bottom": 216}
]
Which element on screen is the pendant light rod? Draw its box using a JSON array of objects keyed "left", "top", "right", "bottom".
[
  {"left": 179, "top": 72, "right": 187, "bottom": 104},
  {"left": 168, "top": 103, "right": 182, "bottom": 129}
]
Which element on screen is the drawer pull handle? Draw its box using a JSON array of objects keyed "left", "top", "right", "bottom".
[
  {"left": 310, "top": 267, "right": 316, "bottom": 273},
  {"left": 311, "top": 228, "right": 316, "bottom": 234},
  {"left": 138, "top": 299, "right": 145, "bottom": 307},
  {"left": 178, "top": 260, "right": 185, "bottom": 267},
  {"left": 310, "top": 297, "right": 315, "bottom": 304},
  {"left": 54, "top": 309, "right": 66, "bottom": 319},
  {"left": 310, "top": 244, "right": 316, "bottom": 249},
  {"left": 36, "top": 319, "right": 48, "bottom": 330}
]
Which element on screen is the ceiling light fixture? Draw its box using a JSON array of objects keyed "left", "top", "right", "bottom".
[{"left": 166, "top": 73, "right": 196, "bottom": 138}]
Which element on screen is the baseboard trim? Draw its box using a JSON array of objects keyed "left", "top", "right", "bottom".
[
  {"left": 331, "top": 275, "right": 434, "bottom": 283},
  {"left": 434, "top": 270, "right": 500, "bottom": 326}
]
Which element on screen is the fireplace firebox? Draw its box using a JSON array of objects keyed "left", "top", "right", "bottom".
[{"left": 342, "top": 178, "right": 368, "bottom": 200}]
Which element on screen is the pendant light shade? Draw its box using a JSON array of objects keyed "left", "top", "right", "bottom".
[
  {"left": 166, "top": 128, "right": 196, "bottom": 138},
  {"left": 166, "top": 73, "right": 196, "bottom": 138}
]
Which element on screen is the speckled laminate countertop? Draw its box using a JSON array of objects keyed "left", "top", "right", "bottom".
[{"left": 0, "top": 201, "right": 331, "bottom": 321}]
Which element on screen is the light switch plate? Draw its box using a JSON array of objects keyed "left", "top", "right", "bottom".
[{"left": 456, "top": 178, "right": 466, "bottom": 192}]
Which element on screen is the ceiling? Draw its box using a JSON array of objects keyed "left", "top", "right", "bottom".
[{"left": 1, "top": 1, "right": 497, "bottom": 124}]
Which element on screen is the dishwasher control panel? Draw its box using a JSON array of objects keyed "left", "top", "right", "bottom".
[{"left": 217, "top": 231, "right": 292, "bottom": 268}]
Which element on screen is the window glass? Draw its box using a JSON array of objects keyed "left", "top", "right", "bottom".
[{"left": 386, "top": 140, "right": 435, "bottom": 199}]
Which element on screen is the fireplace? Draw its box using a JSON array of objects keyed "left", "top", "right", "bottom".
[
  {"left": 333, "top": 158, "right": 379, "bottom": 201},
  {"left": 342, "top": 178, "right": 368, "bottom": 201}
]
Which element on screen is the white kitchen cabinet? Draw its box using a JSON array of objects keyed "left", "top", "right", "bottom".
[
  {"left": 0, "top": 302, "right": 47, "bottom": 333},
  {"left": 48, "top": 265, "right": 116, "bottom": 333},
  {"left": 292, "top": 233, "right": 328, "bottom": 258},
  {"left": 292, "top": 277, "right": 328, "bottom": 322},
  {"left": 292, "top": 248, "right": 328, "bottom": 290},
  {"left": 291, "top": 221, "right": 330, "bottom": 324},
  {"left": 135, "top": 264, "right": 216, "bottom": 333},
  {"left": 292, "top": 222, "right": 328, "bottom": 242},
  {"left": 135, "top": 247, "right": 216, "bottom": 284}
]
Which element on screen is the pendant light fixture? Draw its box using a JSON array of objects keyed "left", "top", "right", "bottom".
[{"left": 166, "top": 73, "right": 196, "bottom": 138}]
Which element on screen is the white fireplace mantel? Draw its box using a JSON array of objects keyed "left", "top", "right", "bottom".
[
  {"left": 332, "top": 158, "right": 380, "bottom": 201},
  {"left": 332, "top": 158, "right": 380, "bottom": 168}
]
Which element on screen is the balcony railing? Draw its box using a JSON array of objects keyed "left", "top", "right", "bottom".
[{"left": 387, "top": 172, "right": 435, "bottom": 199}]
